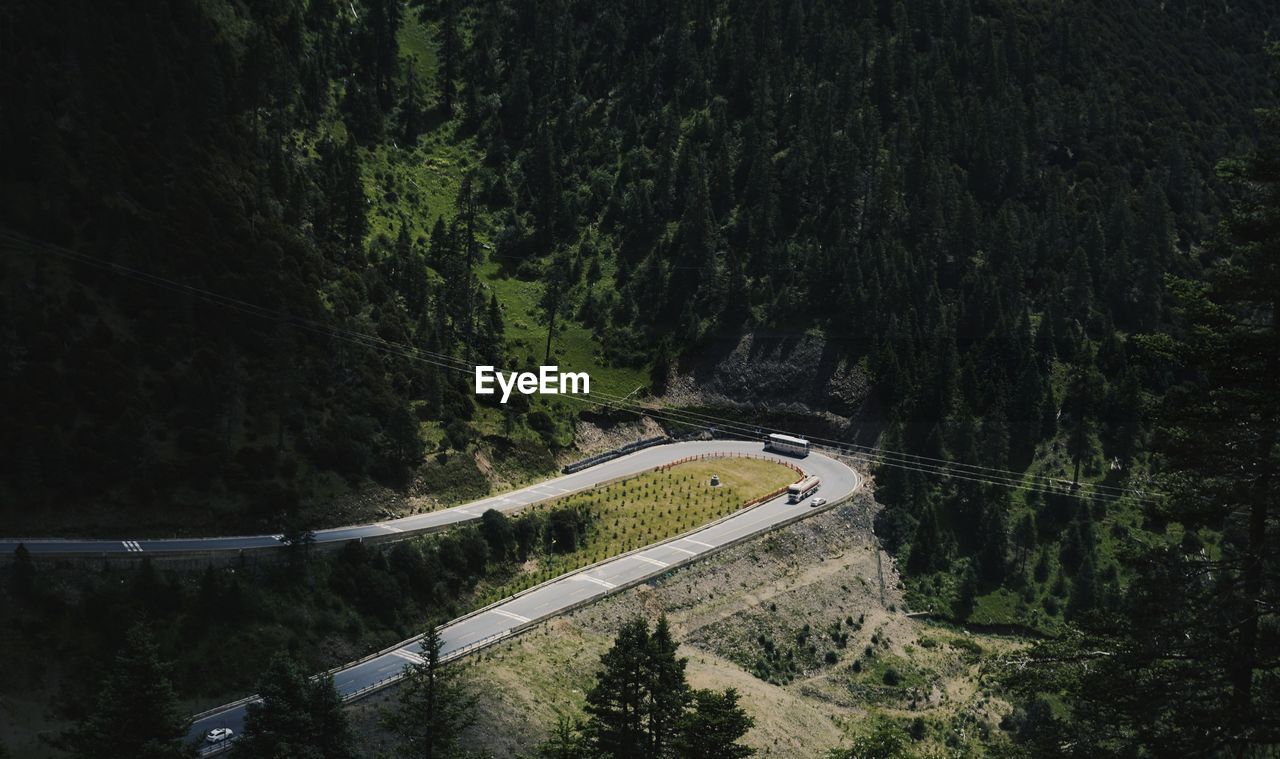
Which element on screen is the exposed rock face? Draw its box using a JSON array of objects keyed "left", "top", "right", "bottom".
[
  {"left": 659, "top": 332, "right": 883, "bottom": 446},
  {"left": 670, "top": 332, "right": 870, "bottom": 412}
]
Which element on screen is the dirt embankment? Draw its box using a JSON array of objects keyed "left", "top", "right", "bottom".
[{"left": 349, "top": 483, "right": 1022, "bottom": 758}]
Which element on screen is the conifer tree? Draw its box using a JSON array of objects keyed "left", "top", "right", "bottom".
[
  {"left": 536, "top": 715, "right": 587, "bottom": 759},
  {"left": 382, "top": 626, "right": 476, "bottom": 758},
  {"left": 673, "top": 689, "right": 756, "bottom": 759},
  {"left": 539, "top": 252, "right": 576, "bottom": 363},
  {"left": 581, "top": 616, "right": 751, "bottom": 759},
  {"left": 906, "top": 504, "right": 944, "bottom": 575},
  {"left": 644, "top": 617, "right": 690, "bottom": 756},
  {"left": 239, "top": 654, "right": 353, "bottom": 759},
  {"left": 401, "top": 63, "right": 425, "bottom": 142},
  {"left": 437, "top": 0, "right": 460, "bottom": 116},
  {"left": 584, "top": 618, "right": 651, "bottom": 759},
  {"left": 1011, "top": 51, "right": 1280, "bottom": 754},
  {"left": 64, "top": 624, "right": 192, "bottom": 759}
]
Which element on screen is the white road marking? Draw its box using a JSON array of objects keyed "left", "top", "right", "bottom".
[
  {"left": 378, "top": 523, "right": 403, "bottom": 533},
  {"left": 667, "top": 546, "right": 697, "bottom": 556},
  {"left": 633, "top": 555, "right": 668, "bottom": 568},
  {"left": 490, "top": 608, "right": 531, "bottom": 623},
  {"left": 122, "top": 540, "right": 143, "bottom": 552},
  {"left": 682, "top": 537, "right": 715, "bottom": 549},
  {"left": 456, "top": 509, "right": 476, "bottom": 516},
  {"left": 575, "top": 574, "right": 617, "bottom": 589},
  {"left": 272, "top": 534, "right": 285, "bottom": 541},
  {"left": 391, "top": 649, "right": 425, "bottom": 665}
]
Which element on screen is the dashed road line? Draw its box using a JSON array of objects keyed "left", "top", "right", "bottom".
[
  {"left": 633, "top": 555, "right": 669, "bottom": 568},
  {"left": 682, "top": 537, "right": 715, "bottom": 549},
  {"left": 391, "top": 649, "right": 425, "bottom": 665},
  {"left": 575, "top": 574, "right": 617, "bottom": 589},
  {"left": 377, "top": 523, "right": 403, "bottom": 533},
  {"left": 122, "top": 540, "right": 143, "bottom": 552},
  {"left": 667, "top": 545, "right": 697, "bottom": 556},
  {"left": 490, "top": 608, "right": 531, "bottom": 623}
]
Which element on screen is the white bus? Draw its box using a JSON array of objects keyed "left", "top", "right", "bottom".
[
  {"left": 766, "top": 433, "right": 811, "bottom": 457},
  {"left": 787, "top": 476, "right": 821, "bottom": 503}
]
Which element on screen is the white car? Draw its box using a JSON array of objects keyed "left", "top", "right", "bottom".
[
  {"left": 205, "top": 728, "right": 234, "bottom": 744},
  {"left": 809, "top": 497, "right": 827, "bottom": 508}
]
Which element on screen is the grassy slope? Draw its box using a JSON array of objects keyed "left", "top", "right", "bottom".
[
  {"left": 907, "top": 357, "right": 1155, "bottom": 633},
  {"left": 476, "top": 457, "right": 798, "bottom": 603},
  {"left": 349, "top": 492, "right": 1024, "bottom": 758},
  {"left": 383, "top": 14, "right": 648, "bottom": 394}
]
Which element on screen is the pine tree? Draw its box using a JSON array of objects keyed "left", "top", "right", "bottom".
[
  {"left": 401, "top": 63, "right": 425, "bottom": 142},
  {"left": 480, "top": 508, "right": 514, "bottom": 563},
  {"left": 952, "top": 562, "right": 979, "bottom": 621},
  {"left": 334, "top": 135, "right": 369, "bottom": 252},
  {"left": 650, "top": 339, "right": 673, "bottom": 396},
  {"left": 584, "top": 618, "right": 654, "bottom": 759},
  {"left": 366, "top": 0, "right": 402, "bottom": 113},
  {"left": 673, "top": 689, "right": 756, "bottom": 759},
  {"left": 1063, "top": 341, "right": 1102, "bottom": 486},
  {"left": 1009, "top": 361, "right": 1044, "bottom": 469},
  {"left": 828, "top": 717, "right": 910, "bottom": 759},
  {"left": 481, "top": 293, "right": 505, "bottom": 364},
  {"left": 905, "top": 504, "right": 943, "bottom": 575},
  {"left": 437, "top": 0, "right": 460, "bottom": 117},
  {"left": 1065, "top": 550, "right": 1098, "bottom": 621},
  {"left": 462, "top": 177, "right": 481, "bottom": 345},
  {"left": 382, "top": 626, "right": 476, "bottom": 758},
  {"left": 386, "top": 405, "right": 424, "bottom": 469},
  {"left": 536, "top": 715, "right": 587, "bottom": 759},
  {"left": 240, "top": 654, "right": 353, "bottom": 759},
  {"left": 1012, "top": 51, "right": 1280, "bottom": 754},
  {"left": 538, "top": 252, "right": 576, "bottom": 363},
  {"left": 63, "top": 624, "right": 192, "bottom": 759},
  {"left": 303, "top": 673, "right": 356, "bottom": 759},
  {"left": 644, "top": 617, "right": 690, "bottom": 756},
  {"left": 977, "top": 494, "right": 1010, "bottom": 585}
]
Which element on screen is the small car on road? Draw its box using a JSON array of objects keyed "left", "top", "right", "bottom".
[
  {"left": 809, "top": 497, "right": 827, "bottom": 508},
  {"left": 205, "top": 728, "right": 234, "bottom": 744}
]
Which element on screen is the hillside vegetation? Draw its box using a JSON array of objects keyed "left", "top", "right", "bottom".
[
  {"left": 3, "top": 0, "right": 1280, "bottom": 754},
  {"left": 0, "top": 456, "right": 791, "bottom": 756}
]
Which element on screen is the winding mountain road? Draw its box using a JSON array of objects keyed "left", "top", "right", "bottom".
[{"left": 1, "top": 440, "right": 861, "bottom": 753}]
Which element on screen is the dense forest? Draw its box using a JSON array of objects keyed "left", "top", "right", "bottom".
[{"left": 3, "top": 0, "right": 1279, "bottom": 755}]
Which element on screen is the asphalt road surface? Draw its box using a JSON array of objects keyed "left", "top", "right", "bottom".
[
  {"left": 2, "top": 441, "right": 852, "bottom": 558},
  {"left": 0, "top": 440, "right": 859, "bottom": 753}
]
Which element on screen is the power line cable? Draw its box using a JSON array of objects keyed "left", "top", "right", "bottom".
[{"left": 2, "top": 229, "right": 1160, "bottom": 504}]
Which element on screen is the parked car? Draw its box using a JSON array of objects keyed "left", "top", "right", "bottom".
[
  {"left": 809, "top": 497, "right": 827, "bottom": 508},
  {"left": 205, "top": 728, "right": 234, "bottom": 744}
]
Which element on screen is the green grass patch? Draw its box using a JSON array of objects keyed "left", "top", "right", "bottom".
[
  {"left": 398, "top": 13, "right": 438, "bottom": 81},
  {"left": 967, "top": 587, "right": 1024, "bottom": 626},
  {"left": 481, "top": 260, "right": 650, "bottom": 400},
  {"left": 478, "top": 457, "right": 797, "bottom": 602}
]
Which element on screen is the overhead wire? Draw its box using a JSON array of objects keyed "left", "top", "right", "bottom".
[{"left": 2, "top": 229, "right": 1160, "bottom": 505}]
